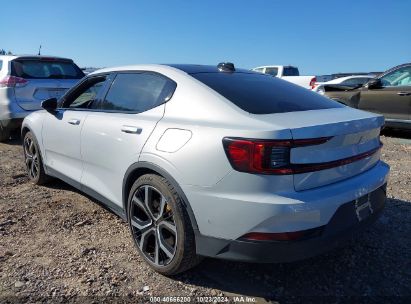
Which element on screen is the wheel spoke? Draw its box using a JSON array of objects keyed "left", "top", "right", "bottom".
[
  {"left": 29, "top": 140, "right": 35, "bottom": 155},
  {"left": 33, "top": 154, "right": 40, "bottom": 170},
  {"left": 144, "top": 186, "right": 157, "bottom": 219},
  {"left": 130, "top": 215, "right": 152, "bottom": 231},
  {"left": 154, "top": 236, "right": 160, "bottom": 265},
  {"left": 157, "top": 196, "right": 166, "bottom": 220},
  {"left": 158, "top": 220, "right": 177, "bottom": 234},
  {"left": 30, "top": 160, "right": 35, "bottom": 176},
  {"left": 132, "top": 196, "right": 151, "bottom": 219},
  {"left": 157, "top": 228, "right": 175, "bottom": 259},
  {"left": 139, "top": 227, "right": 155, "bottom": 251},
  {"left": 24, "top": 139, "right": 33, "bottom": 157}
]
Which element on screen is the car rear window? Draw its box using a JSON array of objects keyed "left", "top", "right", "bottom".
[
  {"left": 283, "top": 67, "right": 299, "bottom": 76},
  {"left": 191, "top": 72, "right": 343, "bottom": 114},
  {"left": 11, "top": 59, "right": 84, "bottom": 79}
]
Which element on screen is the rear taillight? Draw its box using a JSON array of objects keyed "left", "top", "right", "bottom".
[
  {"left": 0, "top": 76, "right": 28, "bottom": 88},
  {"left": 309, "top": 77, "right": 317, "bottom": 89},
  {"left": 223, "top": 137, "right": 381, "bottom": 175},
  {"left": 222, "top": 137, "right": 331, "bottom": 175}
]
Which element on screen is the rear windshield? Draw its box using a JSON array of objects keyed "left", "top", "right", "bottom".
[
  {"left": 191, "top": 72, "right": 343, "bottom": 114},
  {"left": 11, "top": 59, "right": 84, "bottom": 79},
  {"left": 283, "top": 67, "right": 299, "bottom": 76}
]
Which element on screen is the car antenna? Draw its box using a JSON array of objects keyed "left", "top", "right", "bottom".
[{"left": 38, "top": 44, "right": 42, "bottom": 55}]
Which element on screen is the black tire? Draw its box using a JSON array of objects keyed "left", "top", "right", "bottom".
[
  {"left": 0, "top": 125, "right": 10, "bottom": 142},
  {"left": 127, "top": 174, "right": 200, "bottom": 275},
  {"left": 23, "top": 131, "right": 50, "bottom": 185}
]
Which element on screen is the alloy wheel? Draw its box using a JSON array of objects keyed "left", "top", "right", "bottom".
[
  {"left": 24, "top": 136, "right": 40, "bottom": 180},
  {"left": 130, "top": 185, "right": 177, "bottom": 266}
]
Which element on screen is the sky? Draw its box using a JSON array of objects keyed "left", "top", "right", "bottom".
[{"left": 1, "top": 0, "right": 410, "bottom": 75}]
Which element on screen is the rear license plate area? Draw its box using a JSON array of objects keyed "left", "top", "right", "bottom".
[{"left": 355, "top": 194, "right": 373, "bottom": 221}]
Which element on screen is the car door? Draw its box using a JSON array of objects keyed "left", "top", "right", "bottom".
[
  {"left": 42, "top": 75, "right": 109, "bottom": 185},
  {"left": 80, "top": 71, "right": 177, "bottom": 207},
  {"left": 358, "top": 65, "right": 411, "bottom": 120}
]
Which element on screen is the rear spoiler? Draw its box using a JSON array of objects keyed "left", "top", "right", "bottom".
[{"left": 11, "top": 57, "right": 73, "bottom": 62}]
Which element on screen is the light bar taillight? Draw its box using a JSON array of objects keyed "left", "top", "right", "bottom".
[
  {"left": 223, "top": 137, "right": 381, "bottom": 175},
  {"left": 0, "top": 76, "right": 28, "bottom": 88},
  {"left": 223, "top": 137, "right": 331, "bottom": 175}
]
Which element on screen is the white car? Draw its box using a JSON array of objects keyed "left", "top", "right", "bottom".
[
  {"left": 252, "top": 65, "right": 317, "bottom": 89},
  {"left": 0, "top": 55, "right": 84, "bottom": 141},
  {"left": 313, "top": 75, "right": 375, "bottom": 94},
  {"left": 22, "top": 63, "right": 389, "bottom": 275}
]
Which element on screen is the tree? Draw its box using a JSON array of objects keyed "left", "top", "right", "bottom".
[{"left": 0, "top": 49, "right": 13, "bottom": 55}]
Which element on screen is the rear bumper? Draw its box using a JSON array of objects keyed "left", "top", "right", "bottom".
[
  {"left": 0, "top": 103, "right": 31, "bottom": 130},
  {"left": 197, "top": 184, "right": 386, "bottom": 263},
  {"left": 384, "top": 119, "right": 411, "bottom": 130}
]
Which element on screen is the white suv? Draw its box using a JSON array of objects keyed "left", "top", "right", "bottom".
[
  {"left": 22, "top": 63, "right": 389, "bottom": 275},
  {"left": 0, "top": 55, "right": 84, "bottom": 141}
]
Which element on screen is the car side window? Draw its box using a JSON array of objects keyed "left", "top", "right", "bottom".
[
  {"left": 380, "top": 66, "right": 411, "bottom": 87},
  {"left": 341, "top": 78, "right": 371, "bottom": 86},
  {"left": 264, "top": 67, "right": 278, "bottom": 77},
  {"left": 0, "top": 60, "right": 3, "bottom": 71},
  {"left": 63, "top": 76, "right": 107, "bottom": 109},
  {"left": 101, "top": 72, "right": 176, "bottom": 113}
]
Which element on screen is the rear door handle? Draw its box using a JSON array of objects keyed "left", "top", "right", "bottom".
[
  {"left": 68, "top": 119, "right": 81, "bottom": 125},
  {"left": 397, "top": 92, "right": 411, "bottom": 96},
  {"left": 121, "top": 125, "right": 142, "bottom": 134}
]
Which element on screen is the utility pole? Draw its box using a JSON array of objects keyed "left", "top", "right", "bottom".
[{"left": 38, "top": 45, "right": 42, "bottom": 55}]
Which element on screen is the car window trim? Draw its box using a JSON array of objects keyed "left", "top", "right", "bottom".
[{"left": 58, "top": 74, "right": 112, "bottom": 110}]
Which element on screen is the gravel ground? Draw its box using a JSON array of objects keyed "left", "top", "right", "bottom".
[{"left": 0, "top": 131, "right": 410, "bottom": 303}]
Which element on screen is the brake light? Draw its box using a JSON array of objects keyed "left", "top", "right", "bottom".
[
  {"left": 0, "top": 76, "right": 28, "bottom": 88},
  {"left": 40, "top": 57, "right": 58, "bottom": 61},
  {"left": 223, "top": 137, "right": 381, "bottom": 175},
  {"left": 309, "top": 77, "right": 317, "bottom": 89},
  {"left": 222, "top": 137, "right": 331, "bottom": 175}
]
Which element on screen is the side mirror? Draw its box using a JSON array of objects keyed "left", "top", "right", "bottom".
[
  {"left": 41, "top": 98, "right": 58, "bottom": 112},
  {"left": 366, "top": 79, "right": 382, "bottom": 89}
]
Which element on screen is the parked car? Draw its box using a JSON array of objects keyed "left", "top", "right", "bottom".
[
  {"left": 22, "top": 62, "right": 389, "bottom": 275},
  {"left": 252, "top": 65, "right": 316, "bottom": 89},
  {"left": 0, "top": 55, "right": 84, "bottom": 141},
  {"left": 323, "top": 63, "right": 411, "bottom": 130},
  {"left": 313, "top": 75, "right": 376, "bottom": 94}
]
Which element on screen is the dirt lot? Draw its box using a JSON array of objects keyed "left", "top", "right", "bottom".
[{"left": 0, "top": 131, "right": 410, "bottom": 303}]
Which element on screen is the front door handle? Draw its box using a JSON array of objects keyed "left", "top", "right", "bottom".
[
  {"left": 121, "top": 125, "right": 142, "bottom": 134},
  {"left": 68, "top": 119, "right": 81, "bottom": 125},
  {"left": 397, "top": 92, "right": 411, "bottom": 96}
]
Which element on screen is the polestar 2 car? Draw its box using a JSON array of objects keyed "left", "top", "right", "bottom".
[{"left": 21, "top": 62, "right": 389, "bottom": 275}]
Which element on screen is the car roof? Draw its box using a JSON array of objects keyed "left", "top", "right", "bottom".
[
  {"left": 252, "top": 65, "right": 298, "bottom": 70},
  {"left": 331, "top": 75, "right": 374, "bottom": 81},
  {"left": 90, "top": 64, "right": 255, "bottom": 76},
  {"left": 378, "top": 62, "right": 411, "bottom": 77},
  {"left": 0, "top": 54, "right": 74, "bottom": 61}
]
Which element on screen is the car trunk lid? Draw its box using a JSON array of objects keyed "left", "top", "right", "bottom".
[
  {"left": 11, "top": 57, "right": 83, "bottom": 110},
  {"left": 255, "top": 107, "right": 384, "bottom": 191},
  {"left": 14, "top": 79, "right": 78, "bottom": 110}
]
